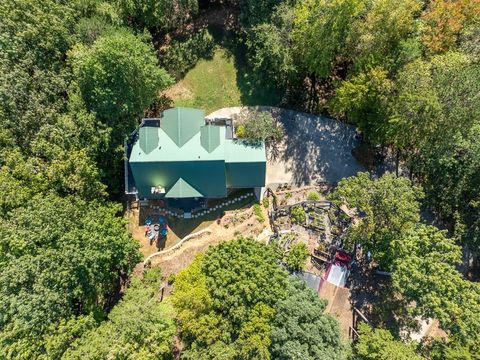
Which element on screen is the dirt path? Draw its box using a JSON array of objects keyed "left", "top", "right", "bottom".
[{"left": 319, "top": 281, "right": 353, "bottom": 338}]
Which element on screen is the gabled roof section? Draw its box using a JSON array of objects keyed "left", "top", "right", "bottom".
[
  {"left": 139, "top": 126, "right": 159, "bottom": 154},
  {"left": 160, "top": 108, "right": 205, "bottom": 147},
  {"left": 165, "top": 177, "right": 203, "bottom": 198},
  {"left": 200, "top": 125, "right": 221, "bottom": 153}
]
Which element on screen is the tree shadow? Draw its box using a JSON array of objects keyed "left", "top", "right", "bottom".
[
  {"left": 137, "top": 190, "right": 257, "bottom": 241},
  {"left": 267, "top": 108, "right": 365, "bottom": 186},
  {"left": 349, "top": 259, "right": 421, "bottom": 337}
]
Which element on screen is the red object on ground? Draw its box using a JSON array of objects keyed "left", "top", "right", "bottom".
[{"left": 335, "top": 251, "right": 351, "bottom": 263}]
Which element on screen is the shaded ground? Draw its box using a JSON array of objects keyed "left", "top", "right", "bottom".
[
  {"left": 348, "top": 259, "right": 431, "bottom": 338},
  {"left": 128, "top": 208, "right": 214, "bottom": 259},
  {"left": 128, "top": 190, "right": 258, "bottom": 259},
  {"left": 207, "top": 107, "right": 365, "bottom": 185}
]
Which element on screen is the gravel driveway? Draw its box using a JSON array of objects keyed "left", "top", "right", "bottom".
[{"left": 207, "top": 107, "right": 365, "bottom": 186}]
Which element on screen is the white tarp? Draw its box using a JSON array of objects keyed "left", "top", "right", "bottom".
[{"left": 326, "top": 264, "right": 349, "bottom": 287}]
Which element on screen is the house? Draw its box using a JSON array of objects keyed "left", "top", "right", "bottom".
[{"left": 125, "top": 108, "right": 266, "bottom": 206}]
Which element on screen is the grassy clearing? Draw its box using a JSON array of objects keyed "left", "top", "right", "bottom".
[{"left": 165, "top": 48, "right": 242, "bottom": 114}]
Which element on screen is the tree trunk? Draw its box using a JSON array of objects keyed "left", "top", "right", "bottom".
[
  {"left": 395, "top": 148, "right": 400, "bottom": 177},
  {"left": 309, "top": 73, "right": 316, "bottom": 112}
]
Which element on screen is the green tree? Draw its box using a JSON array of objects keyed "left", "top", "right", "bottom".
[
  {"left": 330, "top": 67, "right": 394, "bottom": 144},
  {"left": 0, "top": 144, "right": 107, "bottom": 210},
  {"left": 64, "top": 269, "right": 175, "bottom": 359},
  {"left": 350, "top": 0, "right": 422, "bottom": 71},
  {"left": 391, "top": 224, "right": 480, "bottom": 344},
  {"left": 422, "top": 338, "right": 480, "bottom": 360},
  {"left": 355, "top": 323, "right": 423, "bottom": 360},
  {"left": 201, "top": 239, "right": 287, "bottom": 325},
  {"left": 117, "top": 0, "right": 198, "bottom": 31},
  {"left": 246, "top": 3, "right": 296, "bottom": 87},
  {"left": 293, "top": 0, "right": 364, "bottom": 79},
  {"left": 0, "top": 0, "right": 79, "bottom": 150},
  {"left": 0, "top": 194, "right": 141, "bottom": 358},
  {"left": 0, "top": 161, "right": 38, "bottom": 217},
  {"left": 284, "top": 243, "right": 309, "bottom": 271},
  {"left": 329, "top": 172, "right": 423, "bottom": 269},
  {"left": 236, "top": 303, "right": 275, "bottom": 360},
  {"left": 270, "top": 279, "right": 346, "bottom": 360},
  {"left": 42, "top": 315, "right": 97, "bottom": 360},
  {"left": 237, "top": 0, "right": 285, "bottom": 28},
  {"left": 172, "top": 239, "right": 288, "bottom": 359},
  {"left": 70, "top": 30, "right": 173, "bottom": 126},
  {"left": 389, "top": 52, "right": 478, "bottom": 152},
  {"left": 388, "top": 53, "right": 480, "bottom": 259},
  {"left": 171, "top": 255, "right": 231, "bottom": 353}
]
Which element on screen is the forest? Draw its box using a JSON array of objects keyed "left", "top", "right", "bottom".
[{"left": 0, "top": 0, "right": 479, "bottom": 359}]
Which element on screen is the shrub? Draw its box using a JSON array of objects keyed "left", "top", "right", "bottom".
[
  {"left": 285, "top": 243, "right": 309, "bottom": 271},
  {"left": 331, "top": 225, "right": 342, "bottom": 235},
  {"left": 262, "top": 197, "right": 269, "bottom": 208},
  {"left": 236, "top": 124, "right": 246, "bottom": 138},
  {"left": 234, "top": 110, "right": 284, "bottom": 144},
  {"left": 307, "top": 191, "right": 320, "bottom": 201},
  {"left": 143, "top": 267, "right": 162, "bottom": 286},
  {"left": 290, "top": 206, "right": 306, "bottom": 224},
  {"left": 253, "top": 203, "right": 265, "bottom": 222}
]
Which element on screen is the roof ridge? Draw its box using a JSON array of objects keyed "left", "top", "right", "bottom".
[{"left": 177, "top": 108, "right": 182, "bottom": 146}]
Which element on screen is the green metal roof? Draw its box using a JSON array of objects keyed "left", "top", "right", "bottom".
[
  {"left": 139, "top": 126, "right": 159, "bottom": 154},
  {"left": 165, "top": 178, "right": 203, "bottom": 198},
  {"left": 128, "top": 108, "right": 266, "bottom": 199},
  {"left": 160, "top": 108, "right": 205, "bottom": 147},
  {"left": 130, "top": 127, "right": 226, "bottom": 162},
  {"left": 200, "top": 125, "right": 221, "bottom": 153},
  {"left": 225, "top": 139, "right": 266, "bottom": 163},
  {"left": 226, "top": 162, "right": 266, "bottom": 188}
]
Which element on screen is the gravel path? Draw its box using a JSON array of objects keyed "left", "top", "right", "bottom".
[{"left": 207, "top": 107, "right": 365, "bottom": 185}]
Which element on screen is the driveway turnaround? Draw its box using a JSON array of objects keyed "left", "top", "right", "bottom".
[{"left": 207, "top": 107, "right": 365, "bottom": 186}]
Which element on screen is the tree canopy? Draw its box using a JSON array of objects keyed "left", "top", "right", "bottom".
[
  {"left": 70, "top": 30, "right": 173, "bottom": 125},
  {"left": 235, "top": 111, "right": 284, "bottom": 145},
  {"left": 117, "top": 0, "right": 198, "bottom": 31},
  {"left": 2, "top": 0, "right": 480, "bottom": 357},
  {"left": 172, "top": 239, "right": 345, "bottom": 359},
  {"left": 284, "top": 242, "right": 309, "bottom": 271},
  {"left": 355, "top": 323, "right": 423, "bottom": 360},
  {"left": 0, "top": 194, "right": 140, "bottom": 358},
  {"left": 63, "top": 268, "right": 175, "bottom": 359},
  {"left": 270, "top": 279, "right": 347, "bottom": 360},
  {"left": 330, "top": 172, "right": 423, "bottom": 269}
]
